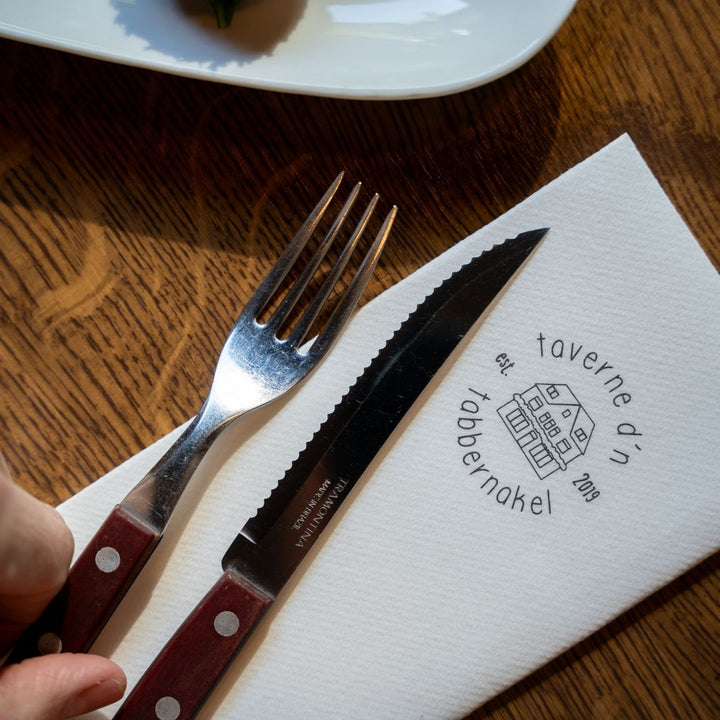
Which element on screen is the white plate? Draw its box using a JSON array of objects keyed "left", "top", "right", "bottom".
[{"left": 0, "top": 0, "right": 577, "bottom": 99}]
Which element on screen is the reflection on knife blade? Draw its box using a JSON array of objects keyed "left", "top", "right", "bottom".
[{"left": 113, "top": 228, "right": 547, "bottom": 720}]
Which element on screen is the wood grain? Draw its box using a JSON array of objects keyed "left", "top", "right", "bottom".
[{"left": 0, "top": 0, "right": 718, "bottom": 717}]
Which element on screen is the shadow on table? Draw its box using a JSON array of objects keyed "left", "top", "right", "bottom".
[{"left": 0, "top": 32, "right": 566, "bottom": 277}]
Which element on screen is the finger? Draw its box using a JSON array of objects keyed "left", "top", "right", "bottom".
[
  {"left": 0, "top": 653, "right": 126, "bottom": 720},
  {"left": 0, "top": 453, "right": 74, "bottom": 649}
]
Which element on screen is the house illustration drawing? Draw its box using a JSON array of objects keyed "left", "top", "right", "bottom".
[{"left": 497, "top": 383, "right": 594, "bottom": 479}]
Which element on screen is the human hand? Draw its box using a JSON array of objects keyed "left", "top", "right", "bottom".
[{"left": 0, "top": 453, "right": 126, "bottom": 719}]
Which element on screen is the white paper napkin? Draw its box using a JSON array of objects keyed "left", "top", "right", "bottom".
[{"left": 63, "top": 135, "right": 720, "bottom": 719}]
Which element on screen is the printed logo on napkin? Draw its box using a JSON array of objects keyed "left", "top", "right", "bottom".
[{"left": 453, "top": 331, "right": 644, "bottom": 518}]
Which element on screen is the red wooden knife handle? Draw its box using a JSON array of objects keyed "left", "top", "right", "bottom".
[
  {"left": 114, "top": 570, "right": 272, "bottom": 720},
  {"left": 7, "top": 504, "right": 161, "bottom": 661}
]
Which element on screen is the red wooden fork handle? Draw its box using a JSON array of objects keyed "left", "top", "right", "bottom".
[{"left": 7, "top": 504, "right": 160, "bottom": 661}]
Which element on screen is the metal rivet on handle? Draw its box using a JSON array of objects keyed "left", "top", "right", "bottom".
[
  {"left": 155, "top": 696, "right": 181, "bottom": 720},
  {"left": 37, "top": 632, "right": 62, "bottom": 654},
  {"left": 95, "top": 546, "right": 121, "bottom": 573},
  {"left": 213, "top": 610, "right": 240, "bottom": 637}
]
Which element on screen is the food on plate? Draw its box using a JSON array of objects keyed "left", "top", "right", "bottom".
[{"left": 208, "top": 0, "right": 241, "bottom": 28}]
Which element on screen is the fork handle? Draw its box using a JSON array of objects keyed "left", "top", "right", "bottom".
[
  {"left": 113, "top": 570, "right": 272, "bottom": 720},
  {"left": 6, "top": 505, "right": 160, "bottom": 661}
]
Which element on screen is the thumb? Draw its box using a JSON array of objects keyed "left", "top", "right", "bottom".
[{"left": 0, "top": 653, "right": 126, "bottom": 719}]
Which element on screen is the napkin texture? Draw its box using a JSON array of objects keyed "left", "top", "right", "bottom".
[{"left": 63, "top": 135, "right": 720, "bottom": 719}]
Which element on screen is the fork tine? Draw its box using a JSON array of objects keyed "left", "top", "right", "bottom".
[
  {"left": 244, "top": 172, "right": 344, "bottom": 319},
  {"left": 266, "top": 182, "right": 362, "bottom": 334},
  {"left": 286, "top": 191, "right": 380, "bottom": 347},
  {"left": 306, "top": 205, "right": 397, "bottom": 359}
]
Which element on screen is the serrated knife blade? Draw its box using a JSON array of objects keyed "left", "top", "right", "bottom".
[{"left": 112, "top": 228, "right": 547, "bottom": 720}]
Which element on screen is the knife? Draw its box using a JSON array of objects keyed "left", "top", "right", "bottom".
[{"left": 113, "top": 228, "right": 546, "bottom": 720}]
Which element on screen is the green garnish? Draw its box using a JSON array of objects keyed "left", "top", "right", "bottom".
[{"left": 208, "top": 0, "right": 240, "bottom": 28}]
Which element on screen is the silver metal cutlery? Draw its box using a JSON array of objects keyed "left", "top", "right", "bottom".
[{"left": 7, "top": 173, "right": 396, "bottom": 662}]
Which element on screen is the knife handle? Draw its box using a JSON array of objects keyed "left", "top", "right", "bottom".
[
  {"left": 6, "top": 504, "right": 161, "bottom": 662},
  {"left": 113, "top": 569, "right": 272, "bottom": 720}
]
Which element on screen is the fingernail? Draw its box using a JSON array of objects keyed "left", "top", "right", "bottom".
[{"left": 64, "top": 677, "right": 127, "bottom": 718}]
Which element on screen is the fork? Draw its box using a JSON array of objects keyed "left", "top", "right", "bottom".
[{"left": 7, "top": 173, "right": 396, "bottom": 662}]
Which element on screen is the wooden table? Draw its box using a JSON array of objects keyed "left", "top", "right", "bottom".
[{"left": 1, "top": 1, "right": 718, "bottom": 717}]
